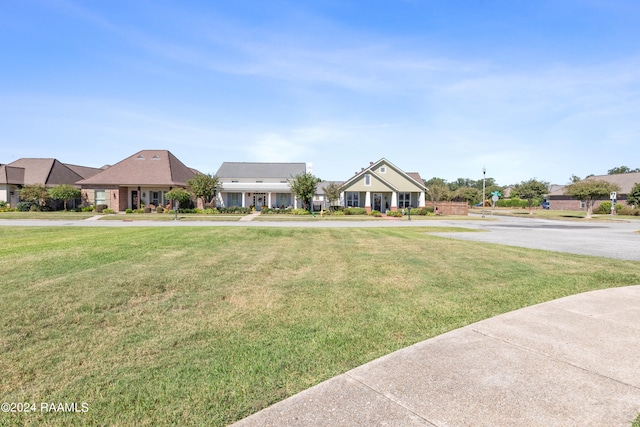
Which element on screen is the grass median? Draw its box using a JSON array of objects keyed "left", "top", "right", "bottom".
[{"left": 1, "top": 226, "right": 639, "bottom": 426}]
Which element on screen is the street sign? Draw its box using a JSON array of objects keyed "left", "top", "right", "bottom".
[
  {"left": 610, "top": 192, "right": 617, "bottom": 200},
  {"left": 491, "top": 195, "right": 499, "bottom": 202}
]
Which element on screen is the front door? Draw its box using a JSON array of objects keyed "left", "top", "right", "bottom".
[
  {"left": 373, "top": 193, "right": 382, "bottom": 211},
  {"left": 131, "top": 190, "right": 138, "bottom": 209}
]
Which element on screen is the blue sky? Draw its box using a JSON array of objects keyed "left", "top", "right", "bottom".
[{"left": 2, "top": 0, "right": 640, "bottom": 185}]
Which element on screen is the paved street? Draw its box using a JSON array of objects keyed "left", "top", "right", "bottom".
[{"left": 2, "top": 214, "right": 639, "bottom": 260}]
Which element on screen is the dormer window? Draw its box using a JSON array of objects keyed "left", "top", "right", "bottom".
[
  {"left": 152, "top": 155, "right": 160, "bottom": 160},
  {"left": 137, "top": 155, "right": 145, "bottom": 160}
]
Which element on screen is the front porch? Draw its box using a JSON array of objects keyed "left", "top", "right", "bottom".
[{"left": 340, "top": 190, "right": 426, "bottom": 213}]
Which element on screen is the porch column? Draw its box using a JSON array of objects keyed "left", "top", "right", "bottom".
[
  {"left": 365, "top": 191, "right": 371, "bottom": 213},
  {"left": 339, "top": 191, "right": 345, "bottom": 207},
  {"left": 391, "top": 191, "right": 398, "bottom": 212},
  {"left": 294, "top": 196, "right": 298, "bottom": 209},
  {"left": 268, "top": 192, "right": 272, "bottom": 208},
  {"left": 419, "top": 191, "right": 426, "bottom": 208},
  {"left": 242, "top": 193, "right": 246, "bottom": 208}
]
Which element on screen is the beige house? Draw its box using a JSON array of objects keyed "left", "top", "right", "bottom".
[
  {"left": 339, "top": 159, "right": 426, "bottom": 212},
  {"left": 78, "top": 150, "right": 197, "bottom": 211}
]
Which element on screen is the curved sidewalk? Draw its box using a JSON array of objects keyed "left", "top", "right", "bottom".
[{"left": 233, "top": 286, "right": 640, "bottom": 426}]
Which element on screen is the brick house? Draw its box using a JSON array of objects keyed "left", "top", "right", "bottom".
[{"left": 547, "top": 172, "right": 640, "bottom": 210}]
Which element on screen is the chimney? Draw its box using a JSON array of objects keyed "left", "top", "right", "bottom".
[
  {"left": 370, "top": 161, "right": 373, "bottom": 165},
  {"left": 306, "top": 162, "right": 313, "bottom": 174}
]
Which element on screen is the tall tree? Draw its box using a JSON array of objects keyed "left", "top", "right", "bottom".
[
  {"left": 511, "top": 179, "right": 549, "bottom": 214},
  {"left": 20, "top": 184, "right": 50, "bottom": 208},
  {"left": 288, "top": 172, "right": 318, "bottom": 210},
  {"left": 425, "top": 182, "right": 450, "bottom": 211},
  {"left": 49, "top": 184, "right": 81, "bottom": 211},
  {"left": 187, "top": 174, "right": 219, "bottom": 208},
  {"left": 563, "top": 179, "right": 621, "bottom": 218},
  {"left": 451, "top": 187, "right": 481, "bottom": 206},
  {"left": 322, "top": 182, "right": 341, "bottom": 210}
]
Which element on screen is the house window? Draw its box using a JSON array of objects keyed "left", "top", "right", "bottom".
[
  {"left": 228, "top": 193, "right": 242, "bottom": 207},
  {"left": 256, "top": 180, "right": 263, "bottom": 183},
  {"left": 364, "top": 174, "right": 371, "bottom": 186},
  {"left": 95, "top": 190, "right": 106, "bottom": 205},
  {"left": 152, "top": 155, "right": 160, "bottom": 160},
  {"left": 151, "top": 191, "right": 160, "bottom": 206},
  {"left": 275, "top": 193, "right": 291, "bottom": 208},
  {"left": 231, "top": 180, "right": 239, "bottom": 183},
  {"left": 580, "top": 201, "right": 586, "bottom": 209},
  {"left": 380, "top": 167, "right": 386, "bottom": 173},
  {"left": 399, "top": 192, "right": 411, "bottom": 208},
  {"left": 346, "top": 192, "right": 360, "bottom": 207}
]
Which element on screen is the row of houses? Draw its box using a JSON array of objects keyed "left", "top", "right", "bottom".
[{"left": 1, "top": 150, "right": 428, "bottom": 213}]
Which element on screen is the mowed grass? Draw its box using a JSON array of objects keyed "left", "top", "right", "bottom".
[{"left": 1, "top": 227, "right": 639, "bottom": 426}]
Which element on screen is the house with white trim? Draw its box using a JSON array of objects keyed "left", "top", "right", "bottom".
[
  {"left": 215, "top": 162, "right": 309, "bottom": 211},
  {"left": 339, "top": 159, "right": 426, "bottom": 212}
]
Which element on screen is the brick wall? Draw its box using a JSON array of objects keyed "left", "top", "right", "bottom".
[{"left": 428, "top": 201, "right": 469, "bottom": 215}]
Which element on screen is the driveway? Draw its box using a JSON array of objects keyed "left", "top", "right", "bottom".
[{"left": 430, "top": 215, "right": 640, "bottom": 261}]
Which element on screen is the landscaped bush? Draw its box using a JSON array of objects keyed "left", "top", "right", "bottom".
[
  {"left": 219, "top": 206, "right": 252, "bottom": 214},
  {"left": 332, "top": 210, "right": 345, "bottom": 215},
  {"left": 497, "top": 198, "right": 529, "bottom": 208},
  {"left": 597, "top": 202, "right": 612, "bottom": 214},
  {"left": 95, "top": 204, "right": 108, "bottom": 213},
  {"left": 134, "top": 209, "right": 145, "bottom": 214},
  {"left": 103, "top": 208, "right": 115, "bottom": 214},
  {"left": 156, "top": 206, "right": 164, "bottom": 213},
  {"left": 16, "top": 201, "right": 35, "bottom": 212},
  {"left": 411, "top": 207, "right": 434, "bottom": 216},
  {"left": 291, "top": 208, "right": 311, "bottom": 215},
  {"left": 369, "top": 209, "right": 382, "bottom": 217},
  {"left": 344, "top": 207, "right": 367, "bottom": 215},
  {"left": 81, "top": 205, "right": 94, "bottom": 212},
  {"left": 203, "top": 208, "right": 219, "bottom": 214},
  {"left": 617, "top": 206, "right": 640, "bottom": 216},
  {"left": 125, "top": 209, "right": 133, "bottom": 214},
  {"left": 386, "top": 210, "right": 403, "bottom": 217}
]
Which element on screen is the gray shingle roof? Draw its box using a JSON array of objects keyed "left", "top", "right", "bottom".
[
  {"left": 0, "top": 164, "right": 25, "bottom": 185},
  {"left": 216, "top": 162, "right": 307, "bottom": 179},
  {"left": 547, "top": 173, "right": 640, "bottom": 196}
]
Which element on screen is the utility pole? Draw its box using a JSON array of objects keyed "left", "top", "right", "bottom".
[{"left": 482, "top": 166, "right": 486, "bottom": 219}]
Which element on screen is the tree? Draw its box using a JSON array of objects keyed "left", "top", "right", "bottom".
[
  {"left": 607, "top": 166, "right": 640, "bottom": 175},
  {"left": 627, "top": 183, "right": 640, "bottom": 208},
  {"left": 563, "top": 179, "right": 621, "bottom": 218},
  {"left": 165, "top": 188, "right": 191, "bottom": 208},
  {"left": 511, "top": 179, "right": 549, "bottom": 214},
  {"left": 425, "top": 182, "right": 450, "bottom": 211},
  {"left": 451, "top": 187, "right": 480, "bottom": 206},
  {"left": 49, "top": 184, "right": 81, "bottom": 211},
  {"left": 187, "top": 173, "right": 219, "bottom": 208},
  {"left": 20, "top": 184, "right": 50, "bottom": 208},
  {"left": 288, "top": 172, "right": 318, "bottom": 210},
  {"left": 322, "top": 182, "right": 341, "bottom": 210}
]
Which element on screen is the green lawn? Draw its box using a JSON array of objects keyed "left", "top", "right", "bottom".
[
  {"left": 98, "top": 213, "right": 243, "bottom": 221},
  {"left": 0, "top": 211, "right": 99, "bottom": 220},
  {"left": 1, "top": 226, "right": 639, "bottom": 426}
]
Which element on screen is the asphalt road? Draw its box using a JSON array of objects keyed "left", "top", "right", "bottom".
[{"left": 1, "top": 214, "right": 638, "bottom": 261}]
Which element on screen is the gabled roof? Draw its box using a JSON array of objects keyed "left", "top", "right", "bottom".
[
  {"left": 8, "top": 158, "right": 84, "bottom": 187},
  {"left": 78, "top": 150, "right": 196, "bottom": 187},
  {"left": 0, "top": 164, "right": 25, "bottom": 185},
  {"left": 340, "top": 158, "right": 427, "bottom": 191},
  {"left": 547, "top": 173, "right": 640, "bottom": 196},
  {"left": 64, "top": 163, "right": 103, "bottom": 179},
  {"left": 316, "top": 181, "right": 343, "bottom": 195},
  {"left": 216, "top": 162, "right": 307, "bottom": 179}
]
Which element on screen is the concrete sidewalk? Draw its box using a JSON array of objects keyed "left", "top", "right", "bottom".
[{"left": 233, "top": 286, "right": 640, "bottom": 426}]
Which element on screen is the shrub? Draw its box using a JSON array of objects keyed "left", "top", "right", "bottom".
[
  {"left": 386, "top": 210, "right": 403, "bottom": 217},
  {"left": 203, "top": 208, "right": 219, "bottom": 215},
  {"left": 344, "top": 207, "right": 367, "bottom": 215},
  {"left": 616, "top": 206, "right": 640, "bottom": 216},
  {"left": 598, "top": 201, "right": 612, "bottom": 214},
  {"left": 125, "top": 209, "right": 133, "bottom": 214},
  {"left": 291, "top": 208, "right": 311, "bottom": 215},
  {"left": 95, "top": 204, "right": 108, "bottom": 213},
  {"left": 81, "top": 205, "right": 94, "bottom": 212},
  {"left": 103, "top": 208, "right": 115, "bottom": 214},
  {"left": 156, "top": 206, "right": 164, "bottom": 213},
  {"left": 17, "top": 201, "right": 35, "bottom": 212},
  {"left": 0, "top": 201, "right": 6, "bottom": 209},
  {"left": 369, "top": 209, "right": 382, "bottom": 217},
  {"left": 134, "top": 209, "right": 145, "bottom": 214},
  {"left": 144, "top": 207, "right": 152, "bottom": 213},
  {"left": 332, "top": 210, "right": 345, "bottom": 215}
]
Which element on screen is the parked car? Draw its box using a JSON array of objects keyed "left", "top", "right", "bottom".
[{"left": 542, "top": 201, "right": 550, "bottom": 209}]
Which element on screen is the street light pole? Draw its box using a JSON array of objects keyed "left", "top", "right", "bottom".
[{"left": 482, "top": 166, "right": 486, "bottom": 219}]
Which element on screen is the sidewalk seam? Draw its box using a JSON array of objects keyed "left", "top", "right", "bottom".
[
  {"left": 344, "top": 372, "right": 438, "bottom": 426},
  {"left": 470, "top": 328, "right": 640, "bottom": 391}
]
